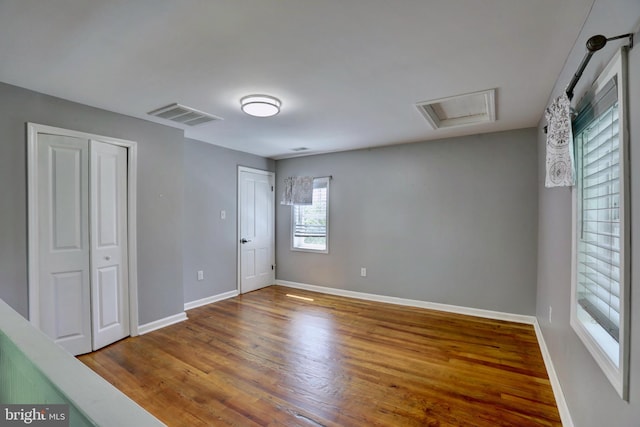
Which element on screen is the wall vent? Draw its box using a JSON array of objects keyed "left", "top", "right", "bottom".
[
  {"left": 147, "top": 103, "right": 222, "bottom": 126},
  {"left": 416, "top": 89, "right": 496, "bottom": 129}
]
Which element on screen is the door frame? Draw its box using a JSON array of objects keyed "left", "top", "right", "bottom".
[
  {"left": 26, "top": 123, "right": 140, "bottom": 336},
  {"left": 237, "top": 166, "right": 275, "bottom": 293}
]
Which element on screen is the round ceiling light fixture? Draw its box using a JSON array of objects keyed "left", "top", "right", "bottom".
[{"left": 240, "top": 95, "right": 281, "bottom": 117}]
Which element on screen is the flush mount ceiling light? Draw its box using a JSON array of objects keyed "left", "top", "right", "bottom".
[{"left": 240, "top": 95, "right": 281, "bottom": 117}]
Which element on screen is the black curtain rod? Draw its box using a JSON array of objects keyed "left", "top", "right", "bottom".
[
  {"left": 565, "top": 33, "right": 634, "bottom": 100},
  {"left": 544, "top": 32, "right": 633, "bottom": 134}
]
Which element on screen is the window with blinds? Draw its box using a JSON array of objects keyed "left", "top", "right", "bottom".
[
  {"left": 570, "top": 48, "right": 629, "bottom": 400},
  {"left": 292, "top": 177, "right": 329, "bottom": 252},
  {"left": 575, "top": 76, "right": 620, "bottom": 343}
]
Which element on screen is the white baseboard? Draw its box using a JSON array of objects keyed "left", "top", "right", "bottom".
[
  {"left": 533, "top": 320, "right": 574, "bottom": 427},
  {"left": 184, "top": 289, "right": 239, "bottom": 311},
  {"left": 275, "top": 279, "right": 572, "bottom": 426},
  {"left": 136, "top": 289, "right": 240, "bottom": 336},
  {"left": 138, "top": 312, "right": 188, "bottom": 335},
  {"left": 276, "top": 280, "right": 536, "bottom": 324}
]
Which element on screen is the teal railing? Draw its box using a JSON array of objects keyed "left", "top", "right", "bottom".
[
  {"left": 0, "top": 298, "right": 166, "bottom": 427},
  {"left": 0, "top": 331, "right": 94, "bottom": 426}
]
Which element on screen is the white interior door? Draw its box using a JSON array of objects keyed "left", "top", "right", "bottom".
[
  {"left": 239, "top": 168, "right": 275, "bottom": 293},
  {"left": 90, "top": 140, "right": 129, "bottom": 351},
  {"left": 37, "top": 134, "right": 92, "bottom": 355}
]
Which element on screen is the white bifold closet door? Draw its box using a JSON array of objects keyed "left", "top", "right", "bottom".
[
  {"left": 37, "top": 135, "right": 129, "bottom": 355},
  {"left": 90, "top": 140, "right": 129, "bottom": 351}
]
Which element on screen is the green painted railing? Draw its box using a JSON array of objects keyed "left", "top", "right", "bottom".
[
  {"left": 0, "top": 298, "right": 166, "bottom": 427},
  {"left": 0, "top": 331, "right": 93, "bottom": 426}
]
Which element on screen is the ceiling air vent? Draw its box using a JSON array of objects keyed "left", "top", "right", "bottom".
[
  {"left": 416, "top": 89, "right": 496, "bottom": 129},
  {"left": 147, "top": 103, "right": 222, "bottom": 126}
]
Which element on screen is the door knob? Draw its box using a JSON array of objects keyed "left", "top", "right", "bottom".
[
  {"left": 104, "top": 256, "right": 111, "bottom": 260},
  {"left": 240, "top": 238, "right": 251, "bottom": 244}
]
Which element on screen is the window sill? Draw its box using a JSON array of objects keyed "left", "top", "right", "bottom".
[
  {"left": 571, "top": 305, "right": 625, "bottom": 398},
  {"left": 291, "top": 246, "right": 328, "bottom": 254}
]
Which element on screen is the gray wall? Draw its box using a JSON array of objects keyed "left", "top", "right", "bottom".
[
  {"left": 0, "top": 82, "right": 185, "bottom": 325},
  {"left": 276, "top": 128, "right": 538, "bottom": 315},
  {"left": 183, "top": 138, "right": 274, "bottom": 304},
  {"left": 536, "top": 1, "right": 640, "bottom": 425}
]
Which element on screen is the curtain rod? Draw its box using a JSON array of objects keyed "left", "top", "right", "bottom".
[
  {"left": 544, "top": 32, "right": 633, "bottom": 134},
  {"left": 565, "top": 33, "right": 633, "bottom": 100}
]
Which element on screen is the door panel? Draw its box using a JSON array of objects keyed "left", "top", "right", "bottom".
[
  {"left": 256, "top": 247, "right": 270, "bottom": 278},
  {"left": 96, "top": 153, "right": 118, "bottom": 246},
  {"left": 97, "top": 266, "right": 119, "bottom": 327},
  {"left": 91, "top": 140, "right": 129, "bottom": 351},
  {"left": 239, "top": 168, "right": 274, "bottom": 293},
  {"left": 38, "top": 134, "right": 92, "bottom": 355},
  {"left": 52, "top": 271, "right": 85, "bottom": 339},
  {"left": 243, "top": 251, "right": 256, "bottom": 279},
  {"left": 51, "top": 147, "right": 84, "bottom": 250}
]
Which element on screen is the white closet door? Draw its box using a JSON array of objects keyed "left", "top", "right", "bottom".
[
  {"left": 90, "top": 140, "right": 129, "bottom": 351},
  {"left": 37, "top": 134, "right": 92, "bottom": 355}
]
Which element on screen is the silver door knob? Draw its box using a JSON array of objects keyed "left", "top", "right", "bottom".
[
  {"left": 104, "top": 256, "right": 111, "bottom": 260},
  {"left": 240, "top": 238, "right": 251, "bottom": 244}
]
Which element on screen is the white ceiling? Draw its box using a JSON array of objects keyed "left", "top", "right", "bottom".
[{"left": 0, "top": 0, "right": 594, "bottom": 159}]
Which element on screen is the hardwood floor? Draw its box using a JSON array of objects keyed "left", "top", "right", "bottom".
[{"left": 79, "top": 286, "right": 561, "bottom": 426}]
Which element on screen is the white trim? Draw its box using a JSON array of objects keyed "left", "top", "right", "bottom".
[
  {"left": 127, "top": 142, "right": 139, "bottom": 336},
  {"left": 138, "top": 312, "right": 188, "bottom": 335},
  {"left": 26, "top": 124, "right": 39, "bottom": 324},
  {"left": 276, "top": 280, "right": 535, "bottom": 324},
  {"left": 533, "top": 320, "right": 574, "bottom": 427},
  {"left": 184, "top": 290, "right": 239, "bottom": 311},
  {"left": 26, "top": 123, "right": 140, "bottom": 337},
  {"left": 276, "top": 280, "right": 572, "bottom": 424}
]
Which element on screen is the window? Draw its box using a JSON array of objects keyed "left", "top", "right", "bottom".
[
  {"left": 291, "top": 177, "right": 329, "bottom": 253},
  {"left": 571, "top": 48, "right": 629, "bottom": 400}
]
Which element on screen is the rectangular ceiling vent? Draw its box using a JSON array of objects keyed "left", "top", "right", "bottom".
[
  {"left": 416, "top": 89, "right": 496, "bottom": 129},
  {"left": 147, "top": 103, "right": 222, "bottom": 126}
]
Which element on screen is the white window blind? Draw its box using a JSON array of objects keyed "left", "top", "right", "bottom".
[
  {"left": 292, "top": 177, "right": 329, "bottom": 252},
  {"left": 570, "top": 48, "right": 629, "bottom": 400},
  {"left": 575, "top": 77, "right": 620, "bottom": 342}
]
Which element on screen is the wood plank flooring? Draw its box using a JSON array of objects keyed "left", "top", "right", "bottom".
[{"left": 79, "top": 286, "right": 561, "bottom": 426}]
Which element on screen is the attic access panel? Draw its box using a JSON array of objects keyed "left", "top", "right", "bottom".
[{"left": 416, "top": 89, "right": 496, "bottom": 129}]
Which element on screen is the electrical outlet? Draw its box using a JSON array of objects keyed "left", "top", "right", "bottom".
[
  {"left": 360, "top": 267, "right": 367, "bottom": 277},
  {"left": 548, "top": 306, "right": 552, "bottom": 324},
  {"left": 220, "top": 210, "right": 226, "bottom": 220},
  {"left": 197, "top": 270, "right": 204, "bottom": 281}
]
